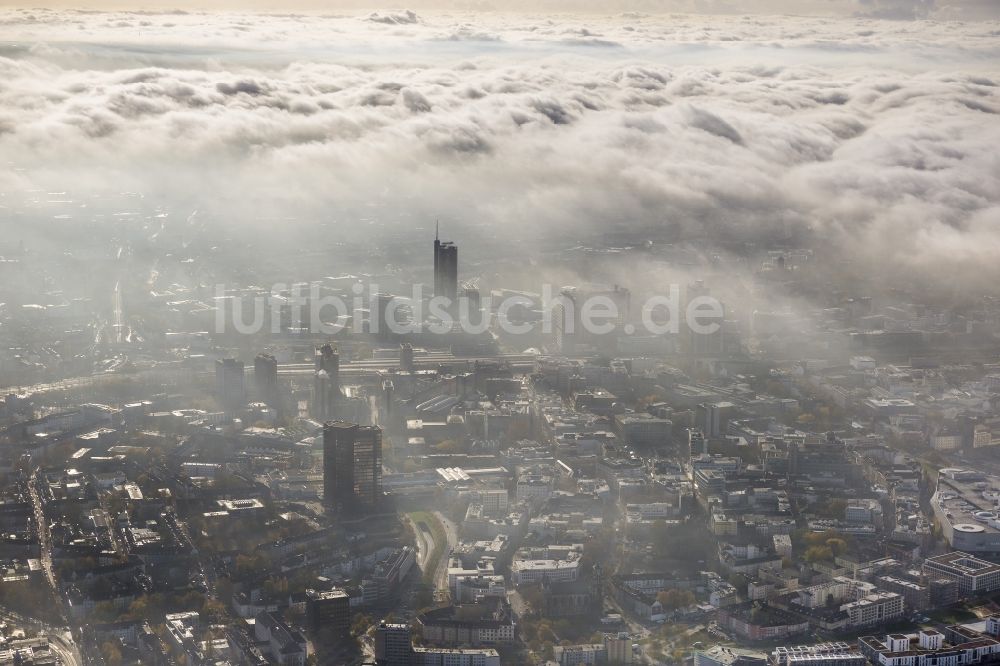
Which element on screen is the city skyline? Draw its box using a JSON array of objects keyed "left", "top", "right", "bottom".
[{"left": 0, "top": 2, "right": 999, "bottom": 666}]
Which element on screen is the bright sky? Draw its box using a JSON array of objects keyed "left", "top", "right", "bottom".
[{"left": 0, "top": 0, "right": 997, "bottom": 20}]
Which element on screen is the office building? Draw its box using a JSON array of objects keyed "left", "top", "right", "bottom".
[
  {"left": 841, "top": 591, "right": 904, "bottom": 626},
  {"left": 554, "top": 643, "right": 606, "bottom": 665},
  {"left": 771, "top": 643, "right": 865, "bottom": 666},
  {"left": 923, "top": 551, "right": 1000, "bottom": 594},
  {"left": 254, "top": 353, "right": 278, "bottom": 405},
  {"left": 615, "top": 413, "right": 672, "bottom": 447},
  {"left": 511, "top": 558, "right": 580, "bottom": 586},
  {"left": 400, "top": 342, "right": 415, "bottom": 372},
  {"left": 605, "top": 632, "right": 634, "bottom": 665},
  {"left": 305, "top": 588, "right": 350, "bottom": 638},
  {"left": 433, "top": 224, "right": 458, "bottom": 302},
  {"left": 687, "top": 280, "right": 725, "bottom": 357},
  {"left": 254, "top": 611, "right": 308, "bottom": 665},
  {"left": 418, "top": 598, "right": 516, "bottom": 646},
  {"left": 461, "top": 283, "right": 481, "bottom": 311},
  {"left": 372, "top": 547, "right": 416, "bottom": 598},
  {"left": 859, "top": 630, "right": 1000, "bottom": 666},
  {"left": 373, "top": 293, "right": 405, "bottom": 340},
  {"left": 375, "top": 622, "right": 413, "bottom": 666},
  {"left": 215, "top": 358, "right": 245, "bottom": 415},
  {"left": 554, "top": 284, "right": 630, "bottom": 354},
  {"left": 411, "top": 647, "right": 499, "bottom": 666},
  {"left": 689, "top": 429, "right": 708, "bottom": 458},
  {"left": 323, "top": 421, "right": 383, "bottom": 510},
  {"left": 313, "top": 344, "right": 341, "bottom": 421},
  {"left": 930, "top": 470, "right": 1000, "bottom": 554}
]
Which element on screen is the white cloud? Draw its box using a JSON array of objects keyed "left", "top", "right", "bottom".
[
  {"left": 0, "top": 9, "right": 998, "bottom": 296},
  {"left": 365, "top": 9, "right": 420, "bottom": 25}
]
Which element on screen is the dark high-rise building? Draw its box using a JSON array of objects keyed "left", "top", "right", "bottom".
[
  {"left": 461, "top": 283, "right": 481, "bottom": 310},
  {"left": 305, "top": 589, "right": 350, "bottom": 638},
  {"left": 375, "top": 622, "right": 413, "bottom": 665},
  {"left": 400, "top": 343, "right": 414, "bottom": 372},
  {"left": 381, "top": 379, "right": 396, "bottom": 432},
  {"left": 460, "top": 282, "right": 484, "bottom": 327},
  {"left": 688, "top": 429, "right": 708, "bottom": 459},
  {"left": 323, "top": 421, "right": 383, "bottom": 510},
  {"left": 313, "top": 344, "right": 341, "bottom": 421},
  {"left": 373, "top": 293, "right": 405, "bottom": 340},
  {"left": 254, "top": 353, "right": 278, "bottom": 405},
  {"left": 433, "top": 223, "right": 458, "bottom": 302},
  {"left": 215, "top": 358, "right": 245, "bottom": 416}
]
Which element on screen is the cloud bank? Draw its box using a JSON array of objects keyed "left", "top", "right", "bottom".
[{"left": 0, "top": 9, "right": 998, "bottom": 298}]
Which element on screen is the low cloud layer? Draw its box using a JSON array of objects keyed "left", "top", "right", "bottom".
[
  {"left": 4, "top": 2, "right": 1000, "bottom": 19},
  {"left": 0, "top": 9, "right": 998, "bottom": 297}
]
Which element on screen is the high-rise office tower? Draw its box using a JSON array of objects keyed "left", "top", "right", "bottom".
[
  {"left": 323, "top": 421, "right": 383, "bottom": 510},
  {"left": 399, "top": 342, "right": 414, "bottom": 372},
  {"left": 554, "top": 284, "right": 630, "bottom": 354},
  {"left": 305, "top": 589, "right": 350, "bottom": 639},
  {"left": 688, "top": 429, "right": 707, "bottom": 459},
  {"left": 433, "top": 223, "right": 458, "bottom": 302},
  {"left": 373, "top": 293, "right": 404, "bottom": 340},
  {"left": 686, "top": 280, "right": 725, "bottom": 357},
  {"left": 254, "top": 353, "right": 278, "bottom": 405},
  {"left": 699, "top": 402, "right": 723, "bottom": 438},
  {"left": 313, "top": 344, "right": 341, "bottom": 421},
  {"left": 215, "top": 358, "right": 245, "bottom": 416},
  {"left": 460, "top": 282, "right": 484, "bottom": 327},
  {"left": 375, "top": 622, "right": 413, "bottom": 665},
  {"left": 461, "top": 283, "right": 481, "bottom": 310},
  {"left": 381, "top": 378, "right": 395, "bottom": 430}
]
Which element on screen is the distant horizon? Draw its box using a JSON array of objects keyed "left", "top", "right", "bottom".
[{"left": 1, "top": 1, "right": 999, "bottom": 20}]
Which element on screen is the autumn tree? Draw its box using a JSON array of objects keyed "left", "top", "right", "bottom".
[{"left": 657, "top": 589, "right": 696, "bottom": 611}]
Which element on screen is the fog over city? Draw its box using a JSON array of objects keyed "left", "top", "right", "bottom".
[
  {"left": 1, "top": 3, "right": 1000, "bottom": 666},
  {"left": 2, "top": 6, "right": 999, "bottom": 295}
]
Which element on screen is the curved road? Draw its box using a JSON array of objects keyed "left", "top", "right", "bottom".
[
  {"left": 0, "top": 609, "right": 80, "bottom": 666},
  {"left": 432, "top": 511, "right": 458, "bottom": 601}
]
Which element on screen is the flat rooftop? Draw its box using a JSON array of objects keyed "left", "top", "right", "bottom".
[{"left": 933, "top": 471, "right": 1000, "bottom": 536}]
